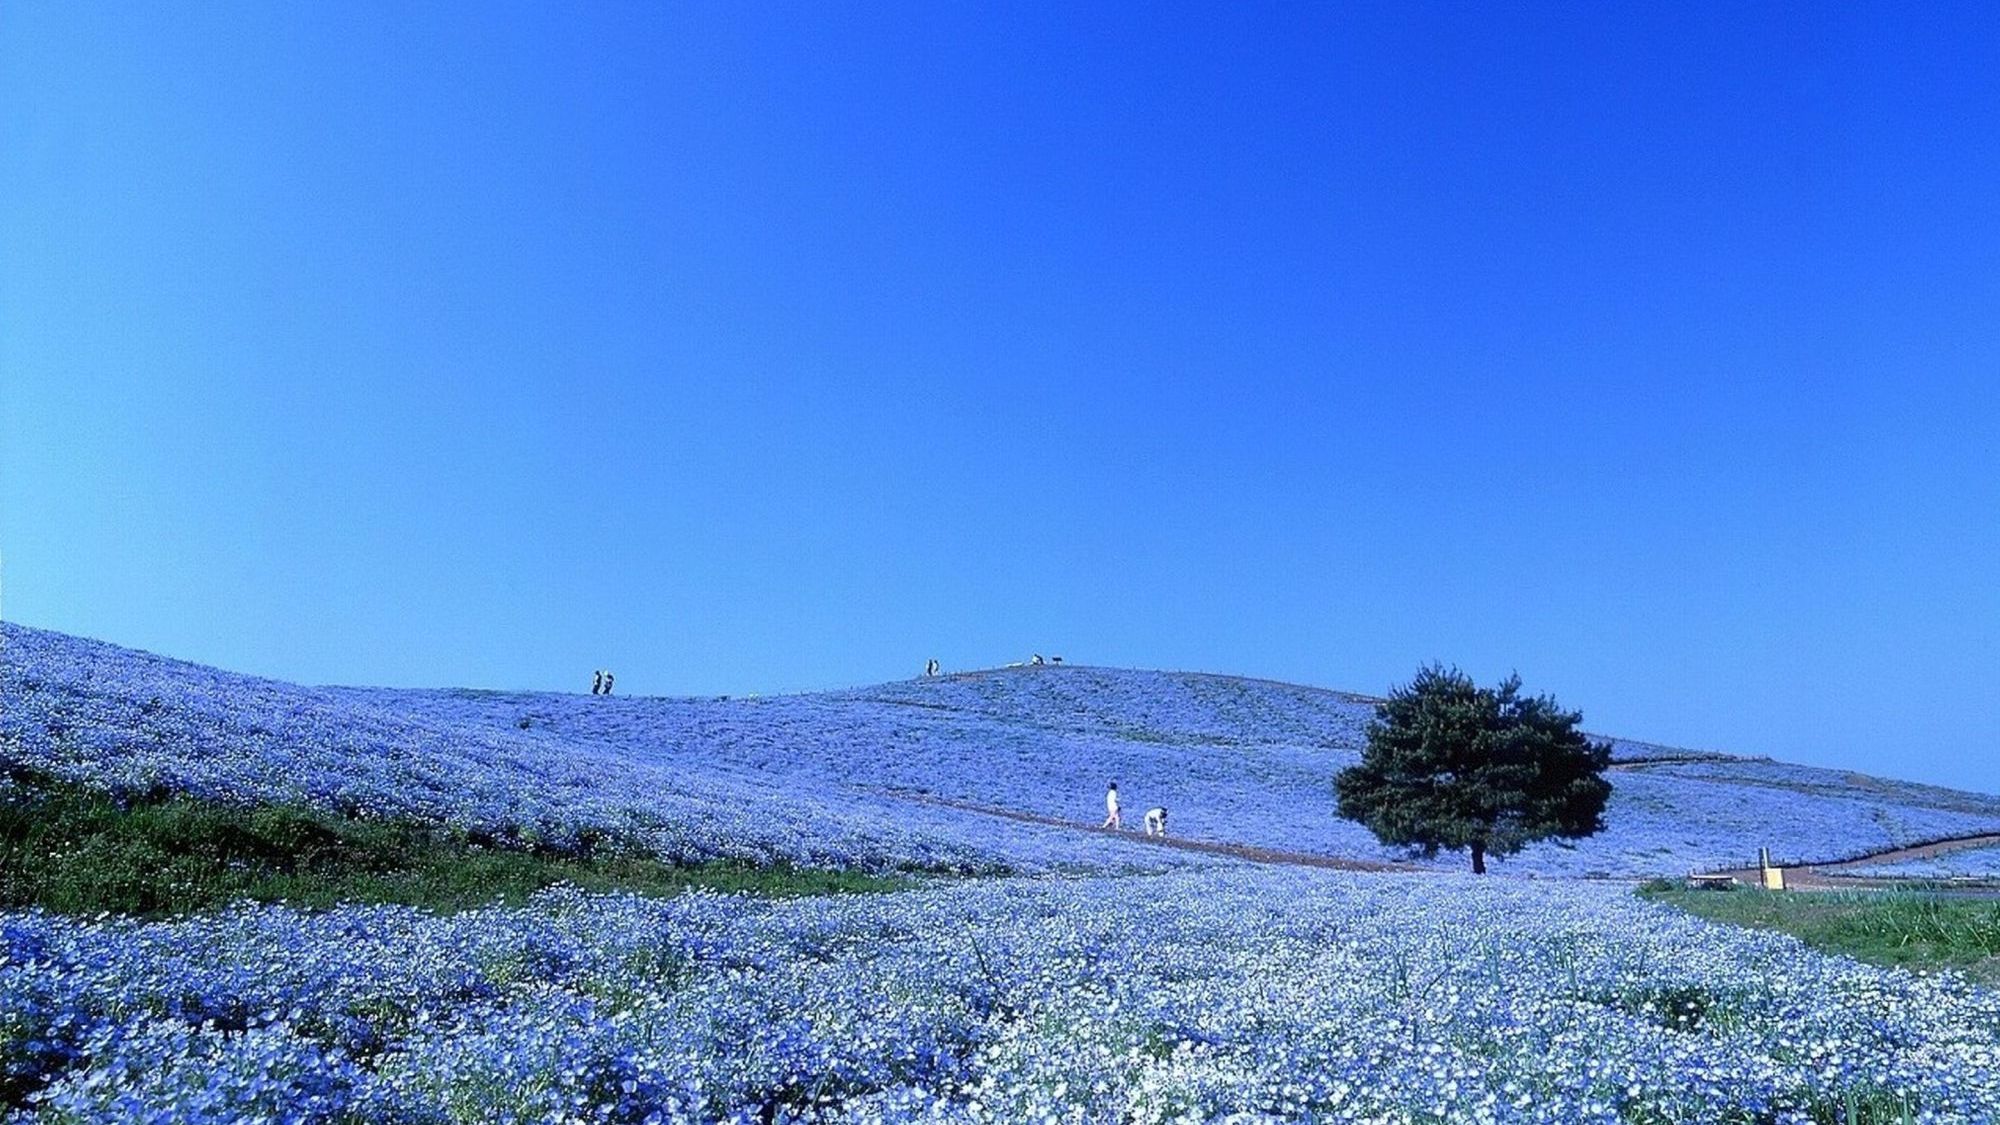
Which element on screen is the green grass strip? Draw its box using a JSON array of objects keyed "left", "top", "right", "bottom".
[
  {"left": 1642, "top": 881, "right": 2000, "bottom": 984},
  {"left": 0, "top": 774, "right": 911, "bottom": 917}
]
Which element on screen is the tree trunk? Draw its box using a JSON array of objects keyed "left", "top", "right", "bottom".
[{"left": 1471, "top": 842, "right": 1487, "bottom": 874}]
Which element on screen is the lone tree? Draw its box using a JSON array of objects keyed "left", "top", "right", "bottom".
[{"left": 1335, "top": 666, "right": 1612, "bottom": 873}]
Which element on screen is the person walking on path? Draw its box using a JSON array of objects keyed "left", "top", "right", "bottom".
[
  {"left": 1103, "top": 782, "right": 1122, "bottom": 830},
  {"left": 1144, "top": 806, "right": 1168, "bottom": 837}
]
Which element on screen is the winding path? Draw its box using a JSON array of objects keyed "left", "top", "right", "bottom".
[
  {"left": 888, "top": 788, "right": 2000, "bottom": 888},
  {"left": 1715, "top": 832, "right": 2000, "bottom": 888},
  {"left": 883, "top": 788, "right": 2000, "bottom": 886},
  {"left": 880, "top": 789, "right": 1417, "bottom": 872}
]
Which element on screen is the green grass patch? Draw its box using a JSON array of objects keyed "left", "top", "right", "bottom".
[
  {"left": 0, "top": 774, "right": 911, "bottom": 916},
  {"left": 1641, "top": 883, "right": 2000, "bottom": 983}
]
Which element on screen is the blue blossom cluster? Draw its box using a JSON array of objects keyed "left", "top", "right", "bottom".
[
  {"left": 339, "top": 664, "right": 2000, "bottom": 876},
  {"left": 0, "top": 624, "right": 1186, "bottom": 876},
  {"left": 6, "top": 869, "right": 1999, "bottom": 1122},
  {"left": 9, "top": 623, "right": 2000, "bottom": 877}
]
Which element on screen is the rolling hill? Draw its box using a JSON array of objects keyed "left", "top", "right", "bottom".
[
  {"left": 9, "top": 622, "right": 2000, "bottom": 1122},
  {"left": 7, "top": 622, "right": 1999, "bottom": 878}
]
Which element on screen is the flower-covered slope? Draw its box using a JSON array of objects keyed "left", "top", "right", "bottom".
[
  {"left": 346, "top": 664, "right": 2000, "bottom": 877},
  {"left": 8, "top": 622, "right": 2000, "bottom": 877},
  {"left": 7, "top": 869, "right": 2000, "bottom": 1123},
  {"left": 0, "top": 624, "right": 1183, "bottom": 874}
]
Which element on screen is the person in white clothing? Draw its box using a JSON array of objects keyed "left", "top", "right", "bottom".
[
  {"left": 1144, "top": 806, "right": 1168, "bottom": 837},
  {"left": 1102, "top": 782, "right": 1122, "bottom": 829}
]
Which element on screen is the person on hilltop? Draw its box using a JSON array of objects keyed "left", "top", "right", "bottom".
[
  {"left": 1103, "top": 782, "right": 1122, "bottom": 830},
  {"left": 602, "top": 671, "right": 614, "bottom": 696},
  {"left": 1144, "top": 806, "right": 1168, "bottom": 837},
  {"left": 592, "top": 670, "right": 604, "bottom": 695}
]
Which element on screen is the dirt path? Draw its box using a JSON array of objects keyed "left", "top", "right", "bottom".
[
  {"left": 1818, "top": 833, "right": 2000, "bottom": 871},
  {"left": 881, "top": 789, "right": 1417, "bottom": 873},
  {"left": 1715, "top": 832, "right": 2000, "bottom": 888},
  {"left": 884, "top": 789, "right": 2000, "bottom": 886}
]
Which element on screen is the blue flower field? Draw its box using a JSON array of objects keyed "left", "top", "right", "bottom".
[
  {"left": 10, "top": 625, "right": 2000, "bottom": 879},
  {"left": 6, "top": 623, "right": 2000, "bottom": 1121},
  {"left": 7, "top": 873, "right": 2000, "bottom": 1123}
]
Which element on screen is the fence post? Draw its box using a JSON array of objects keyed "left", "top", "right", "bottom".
[{"left": 1759, "top": 847, "right": 1786, "bottom": 891}]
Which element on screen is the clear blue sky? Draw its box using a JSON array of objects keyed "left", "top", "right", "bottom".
[{"left": 3, "top": 4, "right": 1996, "bottom": 791}]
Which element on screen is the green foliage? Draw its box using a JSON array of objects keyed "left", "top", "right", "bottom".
[
  {"left": 1642, "top": 884, "right": 2000, "bottom": 983},
  {"left": 0, "top": 774, "right": 910, "bottom": 917},
  {"left": 1334, "top": 666, "right": 1611, "bottom": 873}
]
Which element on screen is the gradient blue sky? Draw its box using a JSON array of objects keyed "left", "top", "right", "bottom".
[{"left": 3, "top": 4, "right": 1996, "bottom": 790}]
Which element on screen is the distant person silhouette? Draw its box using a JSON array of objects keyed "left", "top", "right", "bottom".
[
  {"left": 1145, "top": 806, "right": 1168, "bottom": 837},
  {"left": 1103, "top": 782, "right": 1122, "bottom": 830},
  {"left": 1032, "top": 653, "right": 1045, "bottom": 666},
  {"left": 602, "top": 672, "right": 614, "bottom": 696},
  {"left": 592, "top": 670, "right": 604, "bottom": 695}
]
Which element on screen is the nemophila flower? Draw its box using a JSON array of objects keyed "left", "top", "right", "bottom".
[
  {"left": 10, "top": 623, "right": 2000, "bottom": 879},
  {"left": 1, "top": 624, "right": 1181, "bottom": 876},
  {"left": 8, "top": 625, "right": 2000, "bottom": 1120},
  {"left": 4, "top": 872, "right": 1998, "bottom": 1121}
]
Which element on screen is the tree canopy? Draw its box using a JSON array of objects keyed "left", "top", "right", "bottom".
[{"left": 1335, "top": 666, "right": 1612, "bottom": 873}]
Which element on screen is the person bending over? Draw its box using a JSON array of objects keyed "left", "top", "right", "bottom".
[{"left": 1144, "top": 806, "right": 1168, "bottom": 837}]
